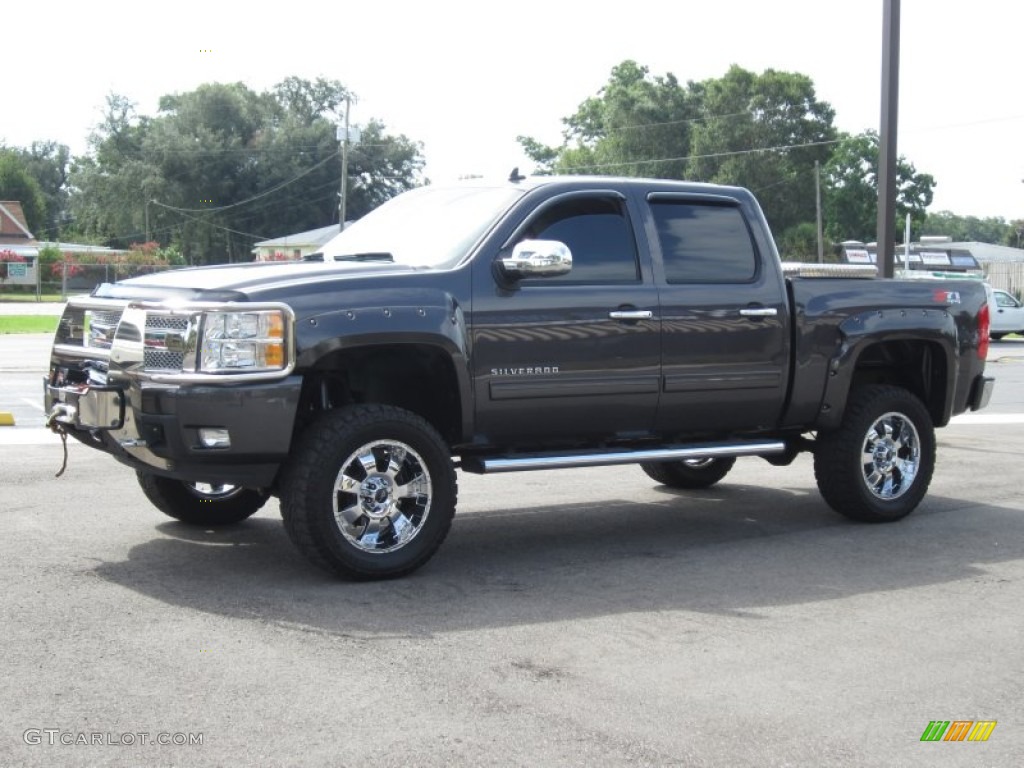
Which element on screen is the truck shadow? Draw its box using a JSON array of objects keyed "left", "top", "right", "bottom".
[{"left": 91, "top": 482, "right": 1024, "bottom": 637}]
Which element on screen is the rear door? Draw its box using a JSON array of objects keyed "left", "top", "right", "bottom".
[{"left": 641, "top": 192, "right": 790, "bottom": 434}]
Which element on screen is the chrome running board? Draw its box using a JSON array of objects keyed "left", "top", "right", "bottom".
[{"left": 461, "top": 440, "right": 786, "bottom": 474}]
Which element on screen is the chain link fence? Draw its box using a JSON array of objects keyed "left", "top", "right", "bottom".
[{"left": 47, "top": 262, "right": 181, "bottom": 299}]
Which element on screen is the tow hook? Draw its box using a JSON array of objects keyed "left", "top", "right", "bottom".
[{"left": 45, "top": 404, "right": 76, "bottom": 478}]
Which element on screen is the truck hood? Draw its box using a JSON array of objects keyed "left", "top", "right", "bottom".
[{"left": 92, "top": 260, "right": 418, "bottom": 303}]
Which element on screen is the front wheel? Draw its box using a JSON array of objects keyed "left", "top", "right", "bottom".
[
  {"left": 279, "top": 405, "right": 457, "bottom": 580},
  {"left": 136, "top": 472, "right": 268, "bottom": 526},
  {"left": 640, "top": 457, "right": 736, "bottom": 489},
  {"left": 813, "top": 385, "right": 935, "bottom": 522}
]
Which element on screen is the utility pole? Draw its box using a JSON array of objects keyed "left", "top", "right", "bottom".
[
  {"left": 815, "top": 160, "right": 824, "bottom": 263},
  {"left": 145, "top": 199, "right": 151, "bottom": 242},
  {"left": 876, "top": 0, "right": 901, "bottom": 278},
  {"left": 339, "top": 97, "right": 351, "bottom": 232}
]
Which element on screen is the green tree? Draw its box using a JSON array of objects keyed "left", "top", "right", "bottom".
[
  {"left": 689, "top": 65, "right": 837, "bottom": 236},
  {"left": 822, "top": 131, "right": 935, "bottom": 243},
  {"left": 519, "top": 60, "right": 701, "bottom": 178},
  {"left": 518, "top": 61, "right": 836, "bottom": 237},
  {"left": 69, "top": 79, "right": 426, "bottom": 264},
  {"left": 920, "top": 210, "right": 1011, "bottom": 244},
  {"left": 67, "top": 94, "right": 159, "bottom": 247},
  {"left": 343, "top": 120, "right": 425, "bottom": 219},
  {"left": 1009, "top": 219, "right": 1024, "bottom": 248},
  {"left": 3, "top": 141, "right": 71, "bottom": 238},
  {"left": 0, "top": 150, "right": 48, "bottom": 234}
]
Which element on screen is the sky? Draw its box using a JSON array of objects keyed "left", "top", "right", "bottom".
[{"left": 4, "top": 0, "right": 1022, "bottom": 222}]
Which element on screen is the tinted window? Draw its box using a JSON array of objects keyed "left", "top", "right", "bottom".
[
  {"left": 523, "top": 197, "right": 639, "bottom": 284},
  {"left": 651, "top": 202, "right": 758, "bottom": 283}
]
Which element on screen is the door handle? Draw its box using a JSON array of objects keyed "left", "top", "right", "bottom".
[
  {"left": 739, "top": 307, "right": 778, "bottom": 318},
  {"left": 609, "top": 310, "right": 654, "bottom": 320}
]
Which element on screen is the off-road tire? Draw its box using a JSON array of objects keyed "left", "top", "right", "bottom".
[
  {"left": 279, "top": 405, "right": 457, "bottom": 580},
  {"left": 137, "top": 472, "right": 268, "bottom": 526},
  {"left": 814, "top": 385, "right": 935, "bottom": 523},
  {"left": 641, "top": 457, "right": 736, "bottom": 489}
]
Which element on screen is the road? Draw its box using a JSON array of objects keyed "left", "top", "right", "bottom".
[{"left": 1, "top": 333, "right": 1022, "bottom": 766}]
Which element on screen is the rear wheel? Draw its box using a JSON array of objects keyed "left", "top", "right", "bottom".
[
  {"left": 136, "top": 472, "right": 268, "bottom": 526},
  {"left": 640, "top": 457, "right": 736, "bottom": 489},
  {"left": 813, "top": 385, "right": 935, "bottom": 522},
  {"left": 279, "top": 405, "right": 457, "bottom": 580}
]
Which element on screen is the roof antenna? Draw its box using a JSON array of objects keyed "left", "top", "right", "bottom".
[{"left": 508, "top": 166, "right": 525, "bottom": 183}]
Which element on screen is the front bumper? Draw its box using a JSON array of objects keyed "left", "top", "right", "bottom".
[
  {"left": 45, "top": 376, "right": 303, "bottom": 487},
  {"left": 45, "top": 297, "right": 302, "bottom": 488}
]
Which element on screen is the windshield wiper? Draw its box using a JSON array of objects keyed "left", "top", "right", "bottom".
[{"left": 333, "top": 252, "right": 394, "bottom": 262}]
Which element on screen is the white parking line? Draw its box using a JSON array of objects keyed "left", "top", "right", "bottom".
[
  {"left": 950, "top": 413, "right": 1024, "bottom": 425},
  {"left": 0, "top": 428, "right": 65, "bottom": 446},
  {"left": 21, "top": 398, "right": 45, "bottom": 412}
]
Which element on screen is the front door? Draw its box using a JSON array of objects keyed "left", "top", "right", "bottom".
[{"left": 470, "top": 191, "right": 660, "bottom": 446}]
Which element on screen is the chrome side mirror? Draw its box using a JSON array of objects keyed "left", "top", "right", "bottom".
[{"left": 500, "top": 239, "right": 572, "bottom": 278}]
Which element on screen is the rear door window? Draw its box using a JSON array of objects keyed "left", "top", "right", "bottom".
[{"left": 650, "top": 202, "right": 758, "bottom": 283}]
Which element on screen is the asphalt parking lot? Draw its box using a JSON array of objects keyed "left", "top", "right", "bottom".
[{"left": 1, "top": 330, "right": 1023, "bottom": 766}]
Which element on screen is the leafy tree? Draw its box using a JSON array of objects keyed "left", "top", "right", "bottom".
[
  {"left": 822, "top": 131, "right": 934, "bottom": 243},
  {"left": 67, "top": 94, "right": 159, "bottom": 247},
  {"left": 68, "top": 79, "right": 425, "bottom": 263},
  {"left": 0, "top": 150, "right": 48, "bottom": 234},
  {"left": 519, "top": 60, "right": 701, "bottom": 178},
  {"left": 1009, "top": 220, "right": 1024, "bottom": 248},
  {"left": 273, "top": 76, "right": 350, "bottom": 123},
  {"left": 2, "top": 142, "right": 71, "bottom": 238},
  {"left": 920, "top": 210, "right": 1011, "bottom": 244},
  {"left": 519, "top": 62, "right": 836, "bottom": 236},
  {"left": 343, "top": 120, "right": 425, "bottom": 218},
  {"left": 689, "top": 65, "right": 836, "bottom": 236},
  {"left": 776, "top": 221, "right": 832, "bottom": 261}
]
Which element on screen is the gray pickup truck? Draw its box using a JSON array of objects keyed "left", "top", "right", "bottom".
[{"left": 45, "top": 175, "right": 994, "bottom": 579}]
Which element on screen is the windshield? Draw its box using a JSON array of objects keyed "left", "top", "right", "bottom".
[{"left": 319, "top": 185, "right": 525, "bottom": 268}]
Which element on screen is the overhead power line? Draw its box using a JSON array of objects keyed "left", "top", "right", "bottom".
[
  {"left": 558, "top": 138, "right": 844, "bottom": 173},
  {"left": 151, "top": 151, "right": 340, "bottom": 214},
  {"left": 161, "top": 206, "right": 268, "bottom": 241}
]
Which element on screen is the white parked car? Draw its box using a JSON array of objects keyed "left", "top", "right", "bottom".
[{"left": 989, "top": 286, "right": 1024, "bottom": 339}]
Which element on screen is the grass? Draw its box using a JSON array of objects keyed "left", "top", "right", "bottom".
[
  {"left": 0, "top": 292, "right": 65, "bottom": 303},
  {"left": 0, "top": 316, "right": 60, "bottom": 334}
]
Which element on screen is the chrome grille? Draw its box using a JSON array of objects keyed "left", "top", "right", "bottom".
[
  {"left": 146, "top": 315, "right": 189, "bottom": 331},
  {"left": 144, "top": 348, "right": 186, "bottom": 371},
  {"left": 88, "top": 309, "right": 124, "bottom": 349},
  {"left": 144, "top": 314, "right": 190, "bottom": 371}
]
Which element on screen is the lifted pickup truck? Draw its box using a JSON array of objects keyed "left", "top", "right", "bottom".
[{"left": 45, "top": 176, "right": 994, "bottom": 579}]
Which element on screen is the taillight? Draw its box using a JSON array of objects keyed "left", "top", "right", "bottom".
[{"left": 977, "top": 302, "right": 990, "bottom": 360}]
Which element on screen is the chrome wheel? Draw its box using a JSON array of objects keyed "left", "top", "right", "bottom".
[
  {"left": 136, "top": 471, "right": 268, "bottom": 526},
  {"left": 187, "top": 482, "right": 243, "bottom": 500},
  {"left": 333, "top": 439, "right": 433, "bottom": 554},
  {"left": 640, "top": 456, "right": 736, "bottom": 489},
  {"left": 281, "top": 405, "right": 457, "bottom": 580},
  {"left": 860, "top": 411, "right": 920, "bottom": 500},
  {"left": 815, "top": 385, "right": 935, "bottom": 523},
  {"left": 683, "top": 458, "right": 715, "bottom": 468}
]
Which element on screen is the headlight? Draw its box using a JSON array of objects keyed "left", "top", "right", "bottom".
[{"left": 200, "top": 310, "right": 288, "bottom": 372}]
